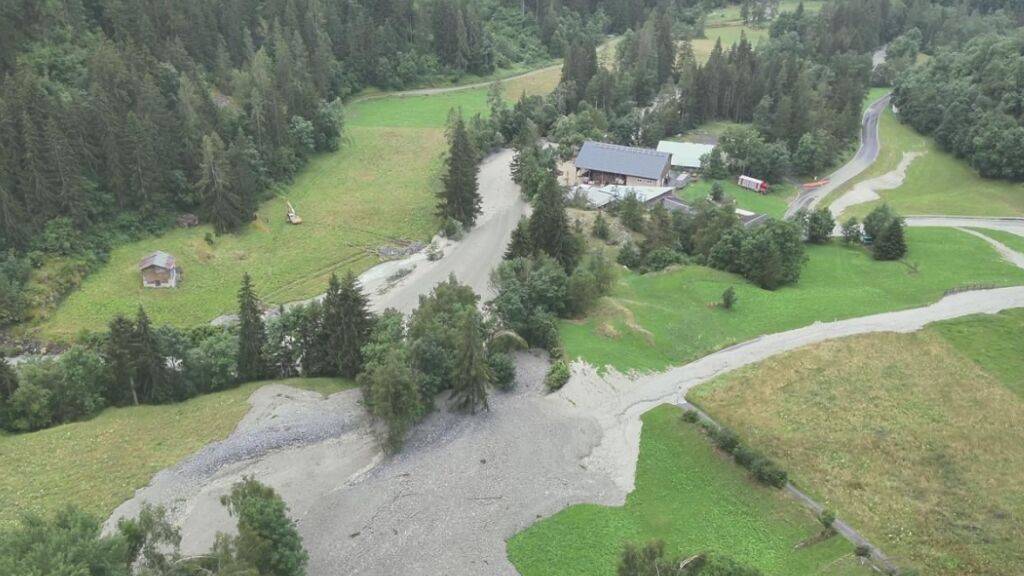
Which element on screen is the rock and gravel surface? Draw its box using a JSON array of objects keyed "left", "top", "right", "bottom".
[{"left": 108, "top": 281, "right": 1024, "bottom": 574}]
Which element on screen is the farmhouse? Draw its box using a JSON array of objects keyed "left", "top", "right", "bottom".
[
  {"left": 656, "top": 141, "right": 715, "bottom": 172},
  {"left": 139, "top": 251, "right": 181, "bottom": 289},
  {"left": 575, "top": 141, "right": 671, "bottom": 186}
]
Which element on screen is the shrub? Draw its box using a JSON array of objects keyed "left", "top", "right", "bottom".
[
  {"left": 721, "top": 286, "right": 736, "bottom": 310},
  {"left": 616, "top": 241, "right": 642, "bottom": 269},
  {"left": 819, "top": 508, "right": 836, "bottom": 529},
  {"left": 732, "top": 444, "right": 759, "bottom": 468},
  {"left": 592, "top": 212, "right": 610, "bottom": 240},
  {"left": 841, "top": 217, "right": 862, "bottom": 244},
  {"left": 751, "top": 458, "right": 788, "bottom": 488},
  {"left": 681, "top": 409, "right": 700, "bottom": 423},
  {"left": 855, "top": 544, "right": 873, "bottom": 558},
  {"left": 710, "top": 426, "right": 740, "bottom": 454},
  {"left": 566, "top": 267, "right": 600, "bottom": 317},
  {"left": 6, "top": 381, "right": 53, "bottom": 432},
  {"left": 641, "top": 247, "right": 684, "bottom": 273},
  {"left": 488, "top": 352, "right": 516, "bottom": 391},
  {"left": 710, "top": 181, "right": 725, "bottom": 202},
  {"left": 441, "top": 217, "right": 464, "bottom": 239},
  {"left": 544, "top": 360, "right": 571, "bottom": 391},
  {"left": 804, "top": 207, "right": 835, "bottom": 244}
]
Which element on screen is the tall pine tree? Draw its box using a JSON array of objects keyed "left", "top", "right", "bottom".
[
  {"left": 320, "top": 271, "right": 372, "bottom": 378},
  {"left": 197, "top": 133, "right": 245, "bottom": 235},
  {"left": 133, "top": 306, "right": 170, "bottom": 404},
  {"left": 528, "top": 173, "right": 582, "bottom": 272},
  {"left": 449, "top": 308, "right": 490, "bottom": 414},
  {"left": 105, "top": 314, "right": 139, "bottom": 406},
  {"left": 237, "top": 273, "right": 266, "bottom": 382},
  {"left": 436, "top": 113, "right": 481, "bottom": 229}
]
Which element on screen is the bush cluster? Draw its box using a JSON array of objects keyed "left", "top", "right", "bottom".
[
  {"left": 544, "top": 360, "right": 571, "bottom": 391},
  {"left": 688, "top": 418, "right": 789, "bottom": 489}
]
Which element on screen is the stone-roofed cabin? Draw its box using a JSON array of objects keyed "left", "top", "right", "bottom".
[
  {"left": 574, "top": 141, "right": 671, "bottom": 187},
  {"left": 139, "top": 251, "right": 181, "bottom": 288}
]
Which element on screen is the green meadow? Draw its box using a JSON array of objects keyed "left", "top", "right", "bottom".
[
  {"left": 834, "top": 111, "right": 1024, "bottom": 219},
  {"left": 689, "top": 310, "right": 1024, "bottom": 575},
  {"left": 561, "top": 227, "right": 1024, "bottom": 373},
  {"left": 507, "top": 405, "right": 870, "bottom": 576},
  {"left": 0, "top": 378, "right": 353, "bottom": 530}
]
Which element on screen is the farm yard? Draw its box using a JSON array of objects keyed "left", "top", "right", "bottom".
[
  {"left": 677, "top": 178, "right": 794, "bottom": 219},
  {"left": 688, "top": 310, "right": 1024, "bottom": 575},
  {"left": 561, "top": 227, "right": 1024, "bottom": 373},
  {"left": 35, "top": 68, "right": 559, "bottom": 340},
  {"left": 507, "top": 405, "right": 870, "bottom": 576}
]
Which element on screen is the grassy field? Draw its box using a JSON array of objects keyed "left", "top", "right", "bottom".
[
  {"left": 507, "top": 405, "right": 870, "bottom": 576},
  {"left": 693, "top": 24, "right": 768, "bottom": 62},
  {"left": 561, "top": 227, "right": 1024, "bottom": 373},
  {"left": 969, "top": 228, "right": 1024, "bottom": 257},
  {"left": 678, "top": 179, "right": 793, "bottom": 219},
  {"left": 37, "top": 60, "right": 563, "bottom": 340},
  {"left": 704, "top": 0, "right": 824, "bottom": 27},
  {"left": 863, "top": 87, "right": 891, "bottom": 112},
  {"left": 0, "top": 377, "right": 354, "bottom": 530},
  {"left": 688, "top": 313, "right": 1024, "bottom": 575},
  {"left": 833, "top": 110, "right": 1024, "bottom": 219}
]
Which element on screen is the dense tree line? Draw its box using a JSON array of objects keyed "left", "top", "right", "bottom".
[
  {"left": 0, "top": 478, "right": 307, "bottom": 576},
  {"left": 541, "top": 0, "right": 923, "bottom": 180},
  {"left": 894, "top": 27, "right": 1024, "bottom": 180},
  {"left": 0, "top": 0, "right": 628, "bottom": 258}
]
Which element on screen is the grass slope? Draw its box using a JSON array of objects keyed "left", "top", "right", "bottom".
[
  {"left": 507, "top": 405, "right": 869, "bottom": 576},
  {"left": 39, "top": 127, "right": 444, "bottom": 338},
  {"left": 693, "top": 25, "right": 768, "bottom": 62},
  {"left": 0, "top": 377, "right": 353, "bottom": 530},
  {"left": 38, "top": 60, "right": 564, "bottom": 340},
  {"left": 688, "top": 316, "right": 1024, "bottom": 576},
  {"left": 678, "top": 179, "right": 792, "bottom": 219},
  {"left": 561, "top": 228, "right": 1024, "bottom": 372},
  {"left": 834, "top": 110, "right": 1024, "bottom": 219}
]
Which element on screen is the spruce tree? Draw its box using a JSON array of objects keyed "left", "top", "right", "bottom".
[
  {"left": 236, "top": 273, "right": 266, "bottom": 383},
  {"left": 449, "top": 309, "right": 490, "bottom": 414},
  {"left": 105, "top": 314, "right": 139, "bottom": 405},
  {"left": 529, "top": 174, "right": 582, "bottom": 271},
  {"left": 504, "top": 217, "right": 533, "bottom": 260},
  {"left": 436, "top": 113, "right": 481, "bottom": 229},
  {"left": 321, "top": 272, "right": 372, "bottom": 378},
  {"left": 0, "top": 356, "right": 18, "bottom": 429},
  {"left": 335, "top": 270, "right": 372, "bottom": 379},
  {"left": 873, "top": 218, "right": 907, "bottom": 261},
  {"left": 198, "top": 133, "right": 244, "bottom": 235},
  {"left": 133, "top": 307, "right": 169, "bottom": 404}
]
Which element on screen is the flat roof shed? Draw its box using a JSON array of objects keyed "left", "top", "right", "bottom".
[{"left": 656, "top": 141, "right": 715, "bottom": 170}]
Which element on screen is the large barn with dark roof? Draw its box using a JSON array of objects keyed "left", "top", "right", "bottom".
[{"left": 574, "top": 141, "right": 671, "bottom": 187}]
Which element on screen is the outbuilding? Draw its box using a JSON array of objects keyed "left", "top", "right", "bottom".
[
  {"left": 139, "top": 251, "right": 181, "bottom": 289},
  {"left": 574, "top": 141, "right": 671, "bottom": 187},
  {"left": 656, "top": 141, "right": 715, "bottom": 171}
]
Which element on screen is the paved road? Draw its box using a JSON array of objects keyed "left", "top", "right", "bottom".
[{"left": 785, "top": 92, "right": 890, "bottom": 219}]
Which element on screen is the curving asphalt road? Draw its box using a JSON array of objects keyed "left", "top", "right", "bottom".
[{"left": 785, "top": 92, "right": 890, "bottom": 219}]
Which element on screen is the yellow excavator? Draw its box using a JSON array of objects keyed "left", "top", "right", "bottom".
[{"left": 286, "top": 200, "right": 303, "bottom": 225}]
